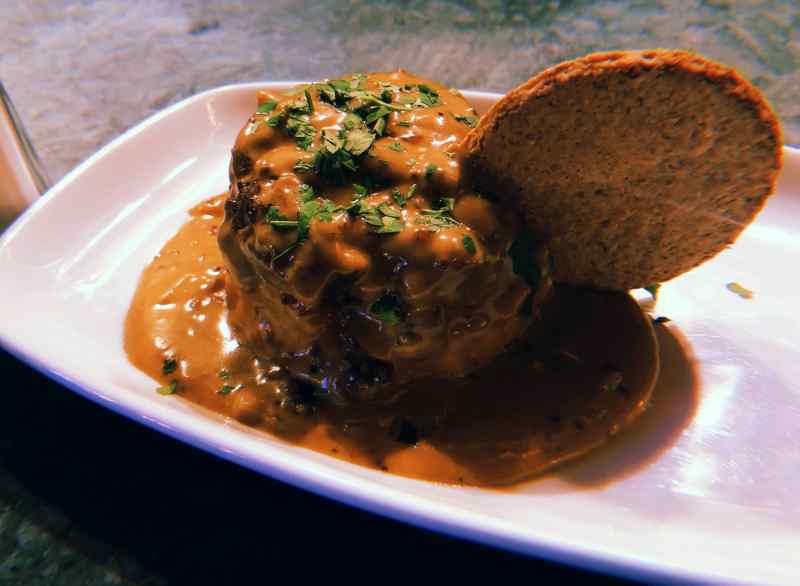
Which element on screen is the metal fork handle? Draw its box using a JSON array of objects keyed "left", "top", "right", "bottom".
[{"left": 0, "top": 81, "right": 50, "bottom": 227}]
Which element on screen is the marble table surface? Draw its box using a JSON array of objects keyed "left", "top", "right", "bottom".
[{"left": 1, "top": 1, "right": 798, "bottom": 584}]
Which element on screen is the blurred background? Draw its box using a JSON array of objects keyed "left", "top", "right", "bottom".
[{"left": 1, "top": 1, "right": 797, "bottom": 585}]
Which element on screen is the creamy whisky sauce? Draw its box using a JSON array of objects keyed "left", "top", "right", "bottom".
[
  {"left": 125, "top": 71, "right": 660, "bottom": 486},
  {"left": 125, "top": 196, "right": 658, "bottom": 486}
]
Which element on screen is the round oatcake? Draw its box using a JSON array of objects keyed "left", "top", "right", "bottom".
[{"left": 463, "top": 50, "right": 783, "bottom": 291}]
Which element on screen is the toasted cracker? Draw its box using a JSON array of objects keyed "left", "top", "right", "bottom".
[{"left": 464, "top": 50, "right": 782, "bottom": 290}]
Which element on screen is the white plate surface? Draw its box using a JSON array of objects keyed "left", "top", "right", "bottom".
[{"left": 1, "top": 83, "right": 798, "bottom": 585}]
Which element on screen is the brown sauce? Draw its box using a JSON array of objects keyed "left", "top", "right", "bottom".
[
  {"left": 125, "top": 196, "right": 658, "bottom": 486},
  {"left": 125, "top": 71, "right": 660, "bottom": 486}
]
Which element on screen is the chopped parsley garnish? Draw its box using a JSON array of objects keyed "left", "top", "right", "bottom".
[
  {"left": 269, "top": 193, "right": 343, "bottom": 261},
  {"left": 299, "top": 184, "right": 315, "bottom": 202},
  {"left": 417, "top": 84, "right": 440, "bottom": 107},
  {"left": 415, "top": 198, "right": 460, "bottom": 231},
  {"left": 256, "top": 100, "right": 278, "bottom": 114},
  {"left": 509, "top": 231, "right": 541, "bottom": 293},
  {"left": 424, "top": 163, "right": 438, "bottom": 180},
  {"left": 365, "top": 105, "right": 391, "bottom": 125},
  {"left": 644, "top": 283, "right": 661, "bottom": 300},
  {"left": 217, "top": 384, "right": 243, "bottom": 395},
  {"left": 370, "top": 292, "right": 403, "bottom": 324},
  {"left": 391, "top": 184, "right": 416, "bottom": 207},
  {"left": 304, "top": 89, "right": 314, "bottom": 114},
  {"left": 453, "top": 114, "right": 478, "bottom": 128},
  {"left": 265, "top": 205, "right": 298, "bottom": 228},
  {"left": 462, "top": 235, "right": 477, "bottom": 255},
  {"left": 344, "top": 128, "right": 375, "bottom": 156},
  {"left": 294, "top": 158, "right": 314, "bottom": 173},
  {"left": 156, "top": 380, "right": 178, "bottom": 396},
  {"left": 286, "top": 114, "right": 316, "bottom": 150},
  {"left": 377, "top": 202, "right": 401, "bottom": 218},
  {"left": 351, "top": 199, "right": 404, "bottom": 234},
  {"left": 162, "top": 358, "right": 177, "bottom": 375},
  {"left": 342, "top": 112, "right": 362, "bottom": 130},
  {"left": 293, "top": 124, "right": 373, "bottom": 183},
  {"left": 273, "top": 75, "right": 447, "bottom": 177},
  {"left": 396, "top": 120, "right": 412, "bottom": 127},
  {"left": 315, "top": 199, "right": 342, "bottom": 222}
]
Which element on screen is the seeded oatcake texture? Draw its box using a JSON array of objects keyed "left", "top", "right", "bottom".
[{"left": 464, "top": 49, "right": 783, "bottom": 291}]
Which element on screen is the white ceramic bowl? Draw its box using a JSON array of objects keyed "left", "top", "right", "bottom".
[{"left": 1, "top": 83, "right": 799, "bottom": 585}]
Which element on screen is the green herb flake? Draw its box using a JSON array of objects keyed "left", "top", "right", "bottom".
[
  {"left": 462, "top": 235, "right": 477, "bottom": 255},
  {"left": 424, "top": 163, "right": 438, "bottom": 180},
  {"left": 351, "top": 73, "right": 368, "bottom": 90},
  {"left": 388, "top": 141, "right": 405, "bottom": 152},
  {"left": 329, "top": 79, "right": 350, "bottom": 93},
  {"left": 392, "top": 189, "right": 406, "bottom": 207},
  {"left": 644, "top": 283, "right": 661, "bottom": 300},
  {"left": 396, "top": 120, "right": 412, "bottom": 127},
  {"left": 286, "top": 115, "right": 316, "bottom": 150},
  {"left": 376, "top": 217, "right": 404, "bottom": 234},
  {"left": 298, "top": 200, "right": 321, "bottom": 239},
  {"left": 156, "top": 380, "right": 178, "bottom": 396},
  {"left": 257, "top": 100, "right": 278, "bottom": 114},
  {"left": 417, "top": 84, "right": 440, "bottom": 107},
  {"left": 365, "top": 105, "right": 391, "bottom": 125},
  {"left": 299, "top": 184, "right": 315, "bottom": 202},
  {"left": 343, "top": 112, "right": 362, "bottom": 130},
  {"left": 316, "top": 83, "right": 336, "bottom": 103},
  {"left": 315, "top": 199, "right": 342, "bottom": 222},
  {"left": 415, "top": 199, "right": 461, "bottom": 231},
  {"left": 345, "top": 128, "right": 374, "bottom": 156},
  {"left": 352, "top": 198, "right": 406, "bottom": 234},
  {"left": 726, "top": 282, "right": 754, "bottom": 299},
  {"left": 271, "top": 242, "right": 298, "bottom": 262},
  {"left": 453, "top": 114, "right": 478, "bottom": 128},
  {"left": 265, "top": 205, "right": 298, "bottom": 228},
  {"left": 162, "top": 358, "right": 178, "bottom": 375},
  {"left": 294, "top": 158, "right": 314, "bottom": 173},
  {"left": 304, "top": 89, "right": 314, "bottom": 114},
  {"left": 266, "top": 114, "right": 283, "bottom": 127},
  {"left": 377, "top": 202, "right": 401, "bottom": 218},
  {"left": 370, "top": 292, "right": 403, "bottom": 324}
]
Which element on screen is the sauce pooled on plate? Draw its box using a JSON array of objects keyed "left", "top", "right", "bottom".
[{"left": 125, "top": 71, "right": 658, "bottom": 486}]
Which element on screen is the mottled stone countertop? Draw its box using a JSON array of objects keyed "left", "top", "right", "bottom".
[{"left": 1, "top": 1, "right": 798, "bottom": 584}]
